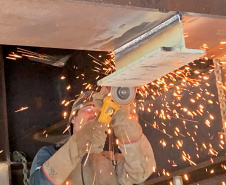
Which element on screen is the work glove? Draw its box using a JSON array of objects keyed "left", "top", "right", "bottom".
[
  {"left": 42, "top": 121, "right": 107, "bottom": 185},
  {"left": 74, "top": 121, "right": 107, "bottom": 157},
  {"left": 111, "top": 105, "right": 142, "bottom": 144},
  {"left": 93, "top": 86, "right": 110, "bottom": 109},
  {"left": 93, "top": 87, "right": 142, "bottom": 144}
]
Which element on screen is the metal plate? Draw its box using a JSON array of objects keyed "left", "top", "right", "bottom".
[
  {"left": 183, "top": 15, "right": 226, "bottom": 61},
  {"left": 0, "top": 0, "right": 174, "bottom": 51},
  {"left": 0, "top": 1, "right": 226, "bottom": 61},
  {"left": 98, "top": 47, "right": 205, "bottom": 87}
]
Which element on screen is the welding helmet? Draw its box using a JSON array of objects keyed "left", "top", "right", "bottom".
[{"left": 68, "top": 91, "right": 96, "bottom": 135}]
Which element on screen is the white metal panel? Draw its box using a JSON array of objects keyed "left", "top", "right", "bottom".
[{"left": 98, "top": 47, "right": 205, "bottom": 87}]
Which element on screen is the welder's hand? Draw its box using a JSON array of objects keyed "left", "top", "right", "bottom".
[
  {"left": 93, "top": 86, "right": 110, "bottom": 110},
  {"left": 42, "top": 121, "right": 107, "bottom": 185},
  {"left": 112, "top": 105, "right": 143, "bottom": 144},
  {"left": 72, "top": 121, "right": 107, "bottom": 157}
]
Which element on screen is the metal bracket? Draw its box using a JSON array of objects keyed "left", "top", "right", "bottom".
[{"left": 98, "top": 14, "right": 205, "bottom": 87}]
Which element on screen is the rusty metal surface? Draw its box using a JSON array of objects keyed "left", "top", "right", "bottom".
[
  {"left": 0, "top": 0, "right": 175, "bottom": 51},
  {"left": 78, "top": 0, "right": 226, "bottom": 17},
  {"left": 0, "top": 1, "right": 226, "bottom": 62},
  {"left": 183, "top": 15, "right": 226, "bottom": 61}
]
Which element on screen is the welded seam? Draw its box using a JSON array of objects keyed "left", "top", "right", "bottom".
[{"left": 114, "top": 14, "right": 180, "bottom": 54}]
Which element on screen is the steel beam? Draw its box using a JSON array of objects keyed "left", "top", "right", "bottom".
[
  {"left": 0, "top": 46, "right": 11, "bottom": 184},
  {"left": 80, "top": 0, "right": 226, "bottom": 17},
  {"left": 97, "top": 15, "right": 205, "bottom": 87},
  {"left": 0, "top": 0, "right": 226, "bottom": 63},
  {"left": 0, "top": 46, "right": 10, "bottom": 162},
  {"left": 214, "top": 59, "right": 226, "bottom": 141}
]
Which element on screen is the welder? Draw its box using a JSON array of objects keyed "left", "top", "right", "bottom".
[{"left": 29, "top": 87, "right": 156, "bottom": 185}]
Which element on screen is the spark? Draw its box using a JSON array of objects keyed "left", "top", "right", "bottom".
[
  {"left": 80, "top": 118, "right": 84, "bottom": 125},
  {"left": 207, "top": 100, "right": 213, "bottom": 104},
  {"left": 220, "top": 41, "right": 226, "bottom": 44},
  {"left": 209, "top": 114, "right": 214, "bottom": 119},
  {"left": 63, "top": 125, "right": 71, "bottom": 134},
  {"left": 205, "top": 119, "right": 211, "bottom": 127},
  {"left": 63, "top": 111, "right": 67, "bottom": 119},
  {"left": 221, "top": 164, "right": 226, "bottom": 170},
  {"left": 176, "top": 140, "right": 183, "bottom": 148},
  {"left": 160, "top": 139, "right": 167, "bottom": 147},
  {"left": 61, "top": 100, "right": 66, "bottom": 104},
  {"left": 15, "top": 107, "right": 28, "bottom": 112},
  {"left": 172, "top": 161, "right": 177, "bottom": 167},
  {"left": 170, "top": 116, "right": 198, "bottom": 123},
  {"left": 66, "top": 85, "right": 71, "bottom": 90},
  {"left": 6, "top": 56, "right": 17, "bottom": 60},
  {"left": 9, "top": 53, "right": 22, "bottom": 58},
  {"left": 209, "top": 148, "right": 218, "bottom": 156},
  {"left": 116, "top": 139, "right": 119, "bottom": 145},
  {"left": 184, "top": 33, "right": 189, "bottom": 38},
  {"left": 85, "top": 84, "right": 91, "bottom": 89},
  {"left": 183, "top": 174, "right": 189, "bottom": 181},
  {"left": 199, "top": 43, "right": 209, "bottom": 50},
  {"left": 202, "top": 143, "right": 207, "bottom": 149},
  {"left": 210, "top": 169, "right": 214, "bottom": 174},
  {"left": 92, "top": 60, "right": 102, "bottom": 66},
  {"left": 175, "top": 127, "right": 180, "bottom": 132},
  {"left": 182, "top": 151, "right": 197, "bottom": 166},
  {"left": 107, "top": 128, "right": 112, "bottom": 134}
]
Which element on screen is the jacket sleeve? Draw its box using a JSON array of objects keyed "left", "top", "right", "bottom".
[
  {"left": 29, "top": 146, "right": 56, "bottom": 185},
  {"left": 115, "top": 134, "right": 156, "bottom": 185}
]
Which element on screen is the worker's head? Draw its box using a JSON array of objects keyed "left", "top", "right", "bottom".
[{"left": 68, "top": 91, "right": 100, "bottom": 135}]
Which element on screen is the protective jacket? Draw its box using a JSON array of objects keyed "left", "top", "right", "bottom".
[{"left": 29, "top": 133, "right": 155, "bottom": 185}]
